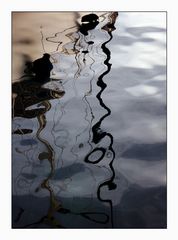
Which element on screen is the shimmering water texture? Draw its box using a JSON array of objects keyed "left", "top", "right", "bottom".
[{"left": 12, "top": 12, "right": 167, "bottom": 228}]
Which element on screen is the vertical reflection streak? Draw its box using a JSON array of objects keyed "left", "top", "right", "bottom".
[
  {"left": 40, "top": 26, "right": 46, "bottom": 53},
  {"left": 96, "top": 32, "right": 115, "bottom": 227},
  {"left": 36, "top": 100, "right": 62, "bottom": 226},
  {"left": 84, "top": 13, "right": 118, "bottom": 226}
]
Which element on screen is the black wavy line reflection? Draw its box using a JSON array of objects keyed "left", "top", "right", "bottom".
[{"left": 84, "top": 12, "right": 118, "bottom": 228}]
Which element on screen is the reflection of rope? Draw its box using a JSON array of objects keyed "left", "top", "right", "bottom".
[
  {"left": 40, "top": 26, "right": 46, "bottom": 53},
  {"left": 82, "top": 47, "right": 96, "bottom": 150},
  {"left": 36, "top": 100, "right": 62, "bottom": 226},
  {"left": 58, "top": 208, "right": 109, "bottom": 224},
  {"left": 46, "top": 26, "right": 76, "bottom": 43},
  {"left": 84, "top": 30, "right": 116, "bottom": 228},
  {"left": 70, "top": 35, "right": 96, "bottom": 159},
  {"left": 51, "top": 101, "right": 66, "bottom": 168},
  {"left": 46, "top": 26, "right": 78, "bottom": 53}
]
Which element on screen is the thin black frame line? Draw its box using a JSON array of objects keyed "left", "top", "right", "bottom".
[
  {"left": 166, "top": 10, "right": 168, "bottom": 229},
  {"left": 11, "top": 11, "right": 167, "bottom": 13}
]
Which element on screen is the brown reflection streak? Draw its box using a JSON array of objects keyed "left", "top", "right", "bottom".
[
  {"left": 40, "top": 26, "right": 46, "bottom": 53},
  {"left": 12, "top": 75, "right": 65, "bottom": 227},
  {"left": 36, "top": 100, "right": 62, "bottom": 225},
  {"left": 46, "top": 26, "right": 78, "bottom": 53}
]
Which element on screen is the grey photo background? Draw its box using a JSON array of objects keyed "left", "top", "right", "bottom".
[{"left": 12, "top": 12, "right": 166, "bottom": 228}]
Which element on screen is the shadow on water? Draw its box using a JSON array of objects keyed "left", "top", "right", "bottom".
[
  {"left": 12, "top": 184, "right": 166, "bottom": 228},
  {"left": 122, "top": 142, "right": 166, "bottom": 161},
  {"left": 115, "top": 185, "right": 167, "bottom": 228}
]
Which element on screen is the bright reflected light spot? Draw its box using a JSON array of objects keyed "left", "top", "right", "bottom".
[{"left": 126, "top": 84, "right": 158, "bottom": 97}]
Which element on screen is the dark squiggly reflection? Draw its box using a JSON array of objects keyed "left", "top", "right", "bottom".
[
  {"left": 35, "top": 100, "right": 63, "bottom": 227},
  {"left": 85, "top": 12, "right": 118, "bottom": 227}
]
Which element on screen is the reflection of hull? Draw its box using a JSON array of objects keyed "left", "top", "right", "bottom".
[{"left": 12, "top": 77, "right": 65, "bottom": 118}]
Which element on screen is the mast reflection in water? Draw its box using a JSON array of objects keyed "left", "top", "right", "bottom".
[{"left": 12, "top": 11, "right": 167, "bottom": 228}]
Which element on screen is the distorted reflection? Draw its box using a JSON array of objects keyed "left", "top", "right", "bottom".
[{"left": 12, "top": 11, "right": 166, "bottom": 228}]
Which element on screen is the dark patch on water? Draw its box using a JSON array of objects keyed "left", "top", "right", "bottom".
[
  {"left": 12, "top": 76, "right": 65, "bottom": 118},
  {"left": 79, "top": 13, "right": 99, "bottom": 36},
  {"left": 115, "top": 185, "right": 167, "bottom": 228},
  {"left": 122, "top": 142, "right": 167, "bottom": 161},
  {"left": 20, "top": 139, "right": 38, "bottom": 146}
]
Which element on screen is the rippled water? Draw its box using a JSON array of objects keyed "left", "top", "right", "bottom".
[{"left": 12, "top": 12, "right": 166, "bottom": 228}]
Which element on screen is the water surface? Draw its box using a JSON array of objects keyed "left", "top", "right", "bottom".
[{"left": 12, "top": 12, "right": 166, "bottom": 228}]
